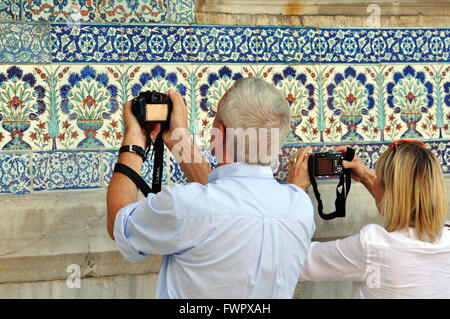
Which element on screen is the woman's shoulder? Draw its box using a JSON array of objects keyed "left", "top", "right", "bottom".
[
  {"left": 359, "top": 224, "right": 390, "bottom": 244},
  {"left": 359, "top": 222, "right": 450, "bottom": 248}
]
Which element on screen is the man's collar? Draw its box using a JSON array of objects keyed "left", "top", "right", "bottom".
[{"left": 208, "top": 162, "right": 275, "bottom": 183}]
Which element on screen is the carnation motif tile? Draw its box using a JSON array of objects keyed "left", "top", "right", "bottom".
[
  {"left": 321, "top": 64, "right": 380, "bottom": 143},
  {"left": 380, "top": 64, "right": 443, "bottom": 141},
  {"left": 319, "top": 28, "right": 380, "bottom": 64},
  {"left": 53, "top": 64, "right": 124, "bottom": 150},
  {"left": 23, "top": 0, "right": 96, "bottom": 22},
  {"left": 259, "top": 64, "right": 321, "bottom": 144},
  {"left": 122, "top": 63, "right": 192, "bottom": 128},
  {"left": 0, "top": 0, "right": 20, "bottom": 20},
  {"left": 32, "top": 150, "right": 101, "bottom": 191},
  {"left": 122, "top": 24, "right": 192, "bottom": 63},
  {"left": 378, "top": 28, "right": 439, "bottom": 63},
  {"left": 0, "top": 65, "right": 52, "bottom": 151},
  {"left": 255, "top": 27, "right": 319, "bottom": 64},
  {"left": 0, "top": 152, "right": 31, "bottom": 194},
  {"left": 51, "top": 23, "right": 123, "bottom": 63},
  {"left": 98, "top": 0, "right": 168, "bottom": 23},
  {"left": 0, "top": 22, "right": 51, "bottom": 63}
]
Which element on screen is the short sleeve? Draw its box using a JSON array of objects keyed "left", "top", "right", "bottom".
[
  {"left": 299, "top": 233, "right": 367, "bottom": 282},
  {"left": 114, "top": 186, "right": 180, "bottom": 263}
]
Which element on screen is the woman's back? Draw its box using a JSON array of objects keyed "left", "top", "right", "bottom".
[
  {"left": 355, "top": 224, "right": 450, "bottom": 298},
  {"left": 299, "top": 223, "right": 450, "bottom": 298}
]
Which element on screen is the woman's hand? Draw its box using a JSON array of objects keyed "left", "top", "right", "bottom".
[
  {"left": 333, "top": 146, "right": 371, "bottom": 182},
  {"left": 333, "top": 146, "right": 378, "bottom": 197},
  {"left": 287, "top": 146, "right": 313, "bottom": 190}
]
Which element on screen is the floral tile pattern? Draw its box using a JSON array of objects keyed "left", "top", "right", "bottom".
[
  {"left": 0, "top": 22, "right": 51, "bottom": 63},
  {"left": 255, "top": 27, "right": 319, "bottom": 64},
  {"left": 0, "top": 152, "right": 31, "bottom": 194},
  {"left": 319, "top": 28, "right": 380, "bottom": 64},
  {"left": 378, "top": 28, "right": 441, "bottom": 63},
  {"left": 0, "top": 65, "right": 51, "bottom": 151},
  {"left": 0, "top": 0, "right": 20, "bottom": 20},
  {"left": 98, "top": 0, "right": 168, "bottom": 23},
  {"left": 23, "top": 0, "right": 96, "bottom": 22},
  {"left": 122, "top": 24, "right": 191, "bottom": 63},
  {"left": 1, "top": 21, "right": 449, "bottom": 194},
  {"left": 51, "top": 24, "right": 123, "bottom": 63},
  {"left": 167, "top": 0, "right": 194, "bottom": 24},
  {"left": 32, "top": 150, "right": 101, "bottom": 190}
]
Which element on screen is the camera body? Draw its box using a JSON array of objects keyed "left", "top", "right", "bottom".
[
  {"left": 310, "top": 152, "right": 344, "bottom": 176},
  {"left": 131, "top": 90, "right": 172, "bottom": 126}
]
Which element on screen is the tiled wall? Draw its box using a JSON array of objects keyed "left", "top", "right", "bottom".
[{"left": 0, "top": 1, "right": 449, "bottom": 194}]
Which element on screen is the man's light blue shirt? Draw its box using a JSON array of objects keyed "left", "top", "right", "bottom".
[{"left": 114, "top": 162, "right": 315, "bottom": 298}]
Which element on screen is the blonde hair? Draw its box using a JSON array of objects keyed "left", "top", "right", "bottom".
[{"left": 376, "top": 143, "right": 447, "bottom": 242}]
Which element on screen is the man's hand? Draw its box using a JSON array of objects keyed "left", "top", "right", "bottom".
[
  {"left": 287, "top": 146, "right": 313, "bottom": 190},
  {"left": 122, "top": 101, "right": 161, "bottom": 148},
  {"left": 162, "top": 89, "right": 190, "bottom": 151}
]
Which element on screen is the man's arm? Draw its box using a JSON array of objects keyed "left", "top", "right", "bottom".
[
  {"left": 162, "top": 90, "right": 212, "bottom": 185},
  {"left": 106, "top": 101, "right": 152, "bottom": 240},
  {"left": 107, "top": 90, "right": 211, "bottom": 240}
]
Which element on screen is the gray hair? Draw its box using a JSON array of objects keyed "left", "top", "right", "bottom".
[{"left": 216, "top": 77, "right": 291, "bottom": 165}]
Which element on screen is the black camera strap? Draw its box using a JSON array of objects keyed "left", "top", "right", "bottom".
[
  {"left": 307, "top": 147, "right": 355, "bottom": 220},
  {"left": 114, "top": 129, "right": 165, "bottom": 197}
]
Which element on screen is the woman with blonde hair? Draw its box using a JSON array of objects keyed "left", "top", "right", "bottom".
[{"left": 288, "top": 140, "right": 450, "bottom": 298}]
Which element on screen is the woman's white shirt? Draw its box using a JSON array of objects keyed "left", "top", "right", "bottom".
[{"left": 299, "top": 223, "right": 450, "bottom": 298}]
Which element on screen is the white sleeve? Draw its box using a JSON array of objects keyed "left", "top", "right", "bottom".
[{"left": 299, "top": 233, "right": 367, "bottom": 282}]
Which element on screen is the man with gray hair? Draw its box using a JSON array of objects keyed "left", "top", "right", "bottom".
[{"left": 107, "top": 77, "right": 315, "bottom": 298}]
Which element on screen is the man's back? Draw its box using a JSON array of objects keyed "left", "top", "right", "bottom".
[{"left": 114, "top": 163, "right": 315, "bottom": 298}]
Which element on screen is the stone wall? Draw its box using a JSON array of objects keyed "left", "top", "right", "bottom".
[{"left": 0, "top": 0, "right": 449, "bottom": 299}]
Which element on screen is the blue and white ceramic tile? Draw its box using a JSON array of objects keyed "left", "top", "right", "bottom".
[
  {"left": 51, "top": 23, "right": 123, "bottom": 63},
  {"left": 102, "top": 150, "right": 118, "bottom": 186},
  {"left": 191, "top": 26, "right": 260, "bottom": 64},
  {"left": 32, "top": 150, "right": 101, "bottom": 191},
  {"left": 0, "top": 0, "right": 20, "bottom": 20},
  {"left": 23, "top": 0, "right": 96, "bottom": 22},
  {"left": 256, "top": 27, "right": 319, "bottom": 64},
  {"left": 378, "top": 28, "right": 440, "bottom": 63},
  {"left": 0, "top": 22, "right": 51, "bottom": 63},
  {"left": 0, "top": 152, "right": 30, "bottom": 194},
  {"left": 122, "top": 24, "right": 191, "bottom": 63},
  {"left": 319, "top": 28, "right": 380, "bottom": 64},
  {"left": 98, "top": 0, "right": 168, "bottom": 23}
]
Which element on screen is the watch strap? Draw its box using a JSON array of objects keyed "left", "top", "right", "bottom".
[{"left": 119, "top": 145, "right": 149, "bottom": 161}]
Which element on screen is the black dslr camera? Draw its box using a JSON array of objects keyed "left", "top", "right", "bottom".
[
  {"left": 310, "top": 152, "right": 344, "bottom": 176},
  {"left": 131, "top": 90, "right": 172, "bottom": 126}
]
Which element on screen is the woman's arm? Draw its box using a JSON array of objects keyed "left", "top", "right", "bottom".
[{"left": 299, "top": 234, "right": 367, "bottom": 282}]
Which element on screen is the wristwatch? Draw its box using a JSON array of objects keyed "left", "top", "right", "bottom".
[{"left": 119, "top": 145, "right": 149, "bottom": 161}]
